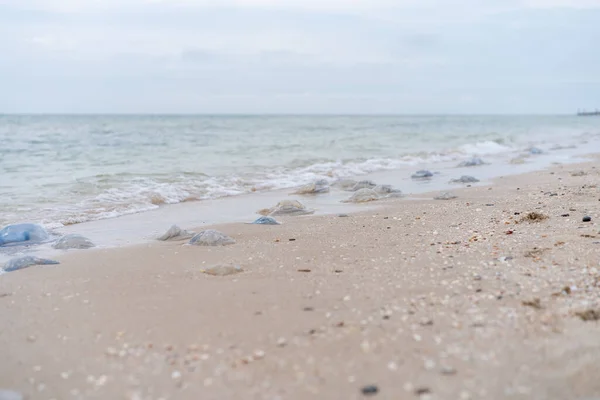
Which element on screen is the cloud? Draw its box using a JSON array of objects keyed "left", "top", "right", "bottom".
[{"left": 0, "top": 0, "right": 599, "bottom": 113}]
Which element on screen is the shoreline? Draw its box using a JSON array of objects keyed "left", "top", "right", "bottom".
[
  {"left": 1, "top": 147, "right": 596, "bottom": 265},
  {"left": 1, "top": 127, "right": 597, "bottom": 230}
]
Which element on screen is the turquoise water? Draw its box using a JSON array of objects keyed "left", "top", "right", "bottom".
[{"left": 1, "top": 114, "right": 598, "bottom": 227}]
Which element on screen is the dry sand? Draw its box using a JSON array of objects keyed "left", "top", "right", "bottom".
[{"left": 2, "top": 161, "right": 600, "bottom": 400}]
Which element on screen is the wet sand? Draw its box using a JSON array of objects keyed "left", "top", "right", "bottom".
[{"left": 2, "top": 160, "right": 600, "bottom": 400}]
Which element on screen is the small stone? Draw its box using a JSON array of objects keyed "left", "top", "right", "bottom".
[
  {"left": 338, "top": 214, "right": 349, "bottom": 217},
  {"left": 424, "top": 359, "right": 436, "bottom": 370},
  {"left": 171, "top": 371, "right": 182, "bottom": 380},
  {"left": 105, "top": 347, "right": 118, "bottom": 356},
  {"left": 361, "top": 385, "right": 379, "bottom": 396},
  {"left": 583, "top": 216, "right": 592, "bottom": 222},
  {"left": 440, "top": 365, "right": 457, "bottom": 375}
]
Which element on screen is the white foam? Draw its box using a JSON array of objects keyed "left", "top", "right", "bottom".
[{"left": 456, "top": 141, "right": 514, "bottom": 156}]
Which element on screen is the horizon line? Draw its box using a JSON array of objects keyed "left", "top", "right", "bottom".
[{"left": 0, "top": 112, "right": 582, "bottom": 117}]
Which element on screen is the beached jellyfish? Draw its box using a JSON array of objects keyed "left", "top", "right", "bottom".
[
  {"left": 0, "top": 223, "right": 50, "bottom": 246},
  {"left": 457, "top": 157, "right": 486, "bottom": 167},
  {"left": 249, "top": 216, "right": 281, "bottom": 225},
  {"left": 411, "top": 170, "right": 434, "bottom": 179},
  {"left": 0, "top": 389, "right": 23, "bottom": 400},
  {"left": 332, "top": 179, "right": 358, "bottom": 191},
  {"left": 449, "top": 175, "right": 480, "bottom": 184},
  {"left": 3, "top": 256, "right": 59, "bottom": 272},
  {"left": 350, "top": 180, "right": 377, "bottom": 191},
  {"left": 434, "top": 192, "right": 458, "bottom": 200},
  {"left": 201, "top": 264, "right": 243, "bottom": 276},
  {"left": 342, "top": 188, "right": 380, "bottom": 203},
  {"left": 189, "top": 230, "right": 236, "bottom": 246},
  {"left": 528, "top": 147, "right": 543, "bottom": 155},
  {"left": 52, "top": 234, "right": 95, "bottom": 249},
  {"left": 373, "top": 185, "right": 403, "bottom": 197},
  {"left": 258, "top": 200, "right": 315, "bottom": 217},
  {"left": 157, "top": 225, "right": 195, "bottom": 241},
  {"left": 292, "top": 179, "right": 330, "bottom": 195}
]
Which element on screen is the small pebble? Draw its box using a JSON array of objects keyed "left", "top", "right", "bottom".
[
  {"left": 440, "top": 365, "right": 457, "bottom": 375},
  {"left": 361, "top": 385, "right": 379, "bottom": 396},
  {"left": 583, "top": 216, "right": 592, "bottom": 222}
]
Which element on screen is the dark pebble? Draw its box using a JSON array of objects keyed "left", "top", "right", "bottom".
[
  {"left": 289, "top": 238, "right": 296, "bottom": 241},
  {"left": 415, "top": 387, "right": 431, "bottom": 395},
  {"left": 583, "top": 216, "right": 592, "bottom": 222},
  {"left": 561, "top": 213, "right": 570, "bottom": 217},
  {"left": 361, "top": 385, "right": 379, "bottom": 396},
  {"left": 338, "top": 214, "right": 349, "bottom": 217}
]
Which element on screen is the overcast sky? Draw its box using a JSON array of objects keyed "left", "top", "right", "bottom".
[{"left": 0, "top": 0, "right": 599, "bottom": 114}]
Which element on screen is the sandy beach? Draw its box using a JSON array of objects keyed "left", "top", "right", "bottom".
[{"left": 2, "top": 160, "right": 600, "bottom": 400}]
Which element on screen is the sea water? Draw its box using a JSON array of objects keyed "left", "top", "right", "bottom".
[{"left": 1, "top": 114, "right": 599, "bottom": 261}]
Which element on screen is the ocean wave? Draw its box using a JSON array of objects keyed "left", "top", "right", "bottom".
[
  {"left": 32, "top": 146, "right": 516, "bottom": 226},
  {"left": 1, "top": 137, "right": 576, "bottom": 227},
  {"left": 456, "top": 140, "right": 514, "bottom": 156}
]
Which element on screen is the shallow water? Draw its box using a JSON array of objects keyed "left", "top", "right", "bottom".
[{"left": 2, "top": 114, "right": 598, "bottom": 228}]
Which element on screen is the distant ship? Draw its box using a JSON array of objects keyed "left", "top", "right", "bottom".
[{"left": 577, "top": 109, "right": 600, "bottom": 116}]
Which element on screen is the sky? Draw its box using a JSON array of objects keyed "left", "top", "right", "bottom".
[{"left": 0, "top": 0, "right": 599, "bottom": 114}]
